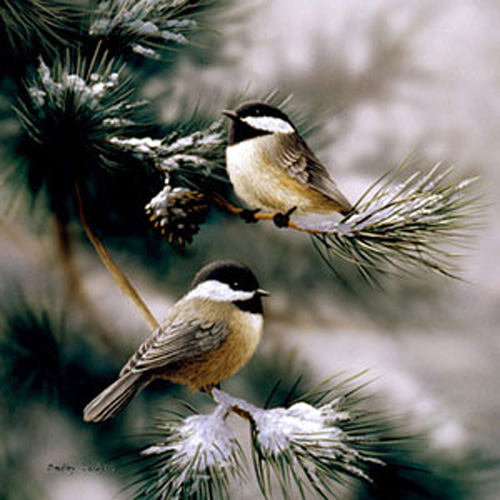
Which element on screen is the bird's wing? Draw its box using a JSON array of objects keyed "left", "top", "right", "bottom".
[
  {"left": 275, "top": 133, "right": 353, "bottom": 213},
  {"left": 120, "top": 318, "right": 230, "bottom": 376}
]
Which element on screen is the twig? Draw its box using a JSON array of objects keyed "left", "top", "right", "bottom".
[
  {"left": 54, "top": 215, "right": 122, "bottom": 352},
  {"left": 212, "top": 387, "right": 257, "bottom": 423},
  {"left": 212, "top": 195, "right": 325, "bottom": 235},
  {"left": 75, "top": 183, "right": 159, "bottom": 330}
]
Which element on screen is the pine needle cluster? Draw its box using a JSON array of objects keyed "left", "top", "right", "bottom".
[
  {"left": 127, "top": 378, "right": 392, "bottom": 500},
  {"left": 89, "top": 0, "right": 200, "bottom": 60},
  {"left": 308, "top": 162, "right": 481, "bottom": 282},
  {"left": 14, "top": 55, "right": 145, "bottom": 220}
]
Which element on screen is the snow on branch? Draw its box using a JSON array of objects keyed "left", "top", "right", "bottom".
[
  {"left": 112, "top": 120, "right": 228, "bottom": 244},
  {"left": 307, "top": 163, "right": 481, "bottom": 282},
  {"left": 139, "top": 404, "right": 245, "bottom": 499},
  {"left": 250, "top": 401, "right": 381, "bottom": 497},
  {"left": 89, "top": 0, "right": 203, "bottom": 60},
  {"left": 128, "top": 380, "right": 387, "bottom": 500},
  {"left": 110, "top": 120, "right": 227, "bottom": 186}
]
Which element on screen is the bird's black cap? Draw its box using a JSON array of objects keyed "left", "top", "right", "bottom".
[
  {"left": 191, "top": 260, "right": 260, "bottom": 292},
  {"left": 223, "top": 101, "right": 294, "bottom": 145},
  {"left": 229, "top": 101, "right": 291, "bottom": 121},
  {"left": 191, "top": 260, "right": 267, "bottom": 313}
]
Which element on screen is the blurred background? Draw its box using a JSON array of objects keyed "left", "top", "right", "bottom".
[{"left": 1, "top": 0, "right": 499, "bottom": 498}]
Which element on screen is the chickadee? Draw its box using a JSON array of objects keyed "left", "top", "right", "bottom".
[
  {"left": 223, "top": 101, "right": 353, "bottom": 226},
  {"left": 83, "top": 260, "right": 268, "bottom": 423}
]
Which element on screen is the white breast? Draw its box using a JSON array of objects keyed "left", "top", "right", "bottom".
[
  {"left": 226, "top": 136, "right": 293, "bottom": 212},
  {"left": 238, "top": 311, "right": 264, "bottom": 354}
]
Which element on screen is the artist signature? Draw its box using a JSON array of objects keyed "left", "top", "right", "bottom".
[{"left": 46, "top": 463, "right": 115, "bottom": 475}]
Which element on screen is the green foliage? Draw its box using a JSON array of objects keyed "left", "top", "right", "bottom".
[
  {"left": 13, "top": 54, "right": 152, "bottom": 222},
  {"left": 0, "top": 0, "right": 79, "bottom": 79},
  {"left": 89, "top": 0, "right": 201, "bottom": 60},
  {"left": 88, "top": 0, "right": 236, "bottom": 65},
  {"left": 0, "top": 294, "right": 121, "bottom": 415}
]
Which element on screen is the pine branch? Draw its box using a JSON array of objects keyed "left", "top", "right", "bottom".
[
  {"left": 137, "top": 122, "right": 481, "bottom": 279},
  {"left": 88, "top": 0, "right": 229, "bottom": 61},
  {"left": 214, "top": 162, "right": 481, "bottom": 282},
  {"left": 14, "top": 53, "right": 148, "bottom": 222},
  {"left": 111, "top": 119, "right": 228, "bottom": 189},
  {"left": 108, "top": 86, "right": 480, "bottom": 280},
  {"left": 126, "top": 377, "right": 391, "bottom": 500},
  {"left": 8, "top": 53, "right": 163, "bottom": 332},
  {"left": 308, "top": 163, "right": 481, "bottom": 282},
  {"left": 113, "top": 119, "right": 228, "bottom": 244}
]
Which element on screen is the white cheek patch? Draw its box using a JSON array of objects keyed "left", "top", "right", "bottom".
[
  {"left": 187, "top": 280, "right": 255, "bottom": 302},
  {"left": 242, "top": 116, "right": 294, "bottom": 134}
]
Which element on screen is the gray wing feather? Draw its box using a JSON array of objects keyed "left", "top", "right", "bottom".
[
  {"left": 120, "top": 319, "right": 230, "bottom": 376},
  {"left": 276, "top": 133, "right": 352, "bottom": 212},
  {"left": 83, "top": 371, "right": 145, "bottom": 422}
]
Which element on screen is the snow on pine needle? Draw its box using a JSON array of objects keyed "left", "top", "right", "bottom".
[
  {"left": 14, "top": 55, "right": 146, "bottom": 219},
  {"left": 132, "top": 405, "right": 245, "bottom": 500},
  {"left": 27, "top": 58, "right": 120, "bottom": 111},
  {"left": 248, "top": 398, "right": 384, "bottom": 499},
  {"left": 126, "top": 382, "right": 388, "bottom": 500},
  {"left": 304, "top": 163, "right": 481, "bottom": 282},
  {"left": 89, "top": 0, "right": 200, "bottom": 60},
  {"left": 17, "top": 55, "right": 142, "bottom": 151},
  {"left": 111, "top": 120, "right": 227, "bottom": 187},
  {"left": 220, "top": 386, "right": 385, "bottom": 500},
  {"left": 112, "top": 120, "right": 227, "bottom": 243}
]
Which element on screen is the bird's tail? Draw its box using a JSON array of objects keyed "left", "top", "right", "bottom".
[{"left": 83, "top": 372, "right": 146, "bottom": 423}]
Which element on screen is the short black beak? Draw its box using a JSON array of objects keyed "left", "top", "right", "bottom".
[
  {"left": 222, "top": 109, "right": 239, "bottom": 120},
  {"left": 256, "top": 288, "right": 270, "bottom": 297}
]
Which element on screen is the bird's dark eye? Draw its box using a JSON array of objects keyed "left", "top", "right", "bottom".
[
  {"left": 232, "top": 281, "right": 240, "bottom": 288},
  {"left": 254, "top": 108, "right": 261, "bottom": 115}
]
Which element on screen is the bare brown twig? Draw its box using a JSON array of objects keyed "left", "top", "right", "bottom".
[
  {"left": 211, "top": 194, "right": 325, "bottom": 234},
  {"left": 75, "top": 184, "right": 159, "bottom": 331}
]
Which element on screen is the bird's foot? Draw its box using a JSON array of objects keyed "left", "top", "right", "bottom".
[
  {"left": 202, "top": 384, "right": 220, "bottom": 398},
  {"left": 202, "top": 385, "right": 214, "bottom": 396},
  {"left": 273, "top": 206, "right": 297, "bottom": 228},
  {"left": 240, "top": 208, "right": 261, "bottom": 223}
]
